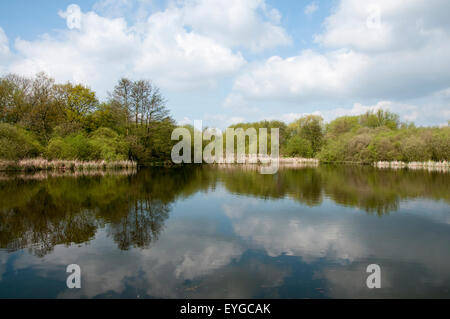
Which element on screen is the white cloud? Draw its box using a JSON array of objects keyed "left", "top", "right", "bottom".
[
  {"left": 227, "top": 0, "right": 450, "bottom": 125},
  {"left": 135, "top": 6, "right": 245, "bottom": 89},
  {"left": 233, "top": 49, "right": 369, "bottom": 101},
  {"left": 6, "top": 3, "right": 249, "bottom": 95},
  {"left": 9, "top": 8, "right": 139, "bottom": 95},
  {"left": 231, "top": 43, "right": 450, "bottom": 103},
  {"left": 180, "top": 0, "right": 291, "bottom": 52},
  {"left": 2, "top": 0, "right": 291, "bottom": 95},
  {"left": 304, "top": 2, "right": 318, "bottom": 16},
  {"left": 315, "top": 0, "right": 450, "bottom": 52}
]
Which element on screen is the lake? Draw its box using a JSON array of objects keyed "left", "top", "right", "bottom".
[{"left": 0, "top": 165, "right": 449, "bottom": 298}]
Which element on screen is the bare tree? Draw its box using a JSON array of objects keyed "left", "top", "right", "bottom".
[
  {"left": 111, "top": 78, "right": 169, "bottom": 132},
  {"left": 131, "top": 80, "right": 152, "bottom": 127},
  {"left": 111, "top": 78, "right": 133, "bottom": 134},
  {"left": 147, "top": 86, "right": 169, "bottom": 126}
]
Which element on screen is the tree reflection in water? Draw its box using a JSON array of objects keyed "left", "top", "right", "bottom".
[{"left": 0, "top": 165, "right": 449, "bottom": 256}]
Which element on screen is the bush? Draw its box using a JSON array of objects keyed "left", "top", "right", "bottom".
[
  {"left": 89, "top": 127, "right": 128, "bottom": 161},
  {"left": 0, "top": 123, "right": 43, "bottom": 160},
  {"left": 400, "top": 135, "right": 432, "bottom": 162},
  {"left": 47, "top": 133, "right": 94, "bottom": 160},
  {"left": 428, "top": 127, "right": 450, "bottom": 161},
  {"left": 326, "top": 116, "right": 360, "bottom": 136},
  {"left": 344, "top": 133, "right": 373, "bottom": 162},
  {"left": 284, "top": 136, "right": 313, "bottom": 157},
  {"left": 47, "top": 128, "right": 129, "bottom": 161},
  {"left": 53, "top": 122, "right": 83, "bottom": 137},
  {"left": 368, "top": 135, "right": 401, "bottom": 161}
]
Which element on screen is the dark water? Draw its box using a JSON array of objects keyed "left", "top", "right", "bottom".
[{"left": 0, "top": 166, "right": 449, "bottom": 299}]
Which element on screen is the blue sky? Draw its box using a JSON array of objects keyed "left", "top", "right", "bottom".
[{"left": 0, "top": 0, "right": 449, "bottom": 128}]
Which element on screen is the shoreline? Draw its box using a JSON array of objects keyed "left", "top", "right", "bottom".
[{"left": 1, "top": 158, "right": 448, "bottom": 173}]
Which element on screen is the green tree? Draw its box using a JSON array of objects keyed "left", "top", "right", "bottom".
[
  {"left": 56, "top": 83, "right": 98, "bottom": 125},
  {"left": 288, "top": 115, "right": 324, "bottom": 155},
  {"left": 326, "top": 116, "right": 360, "bottom": 136},
  {"left": 0, "top": 74, "right": 32, "bottom": 124},
  {"left": 359, "top": 109, "right": 400, "bottom": 130},
  {"left": 284, "top": 135, "right": 313, "bottom": 157},
  {"left": 21, "top": 73, "right": 64, "bottom": 142},
  {"left": 0, "top": 123, "right": 43, "bottom": 160}
]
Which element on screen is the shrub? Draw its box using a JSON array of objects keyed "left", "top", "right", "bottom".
[
  {"left": 284, "top": 136, "right": 313, "bottom": 157},
  {"left": 344, "top": 133, "right": 373, "bottom": 162},
  {"left": 400, "top": 135, "right": 432, "bottom": 162},
  {"left": 89, "top": 127, "right": 128, "bottom": 161},
  {"left": 317, "top": 136, "right": 348, "bottom": 162},
  {"left": 53, "top": 122, "right": 83, "bottom": 137},
  {"left": 46, "top": 128, "right": 129, "bottom": 161},
  {"left": 428, "top": 127, "right": 450, "bottom": 161},
  {"left": 326, "top": 116, "right": 360, "bottom": 136},
  {"left": 368, "top": 135, "right": 401, "bottom": 161},
  {"left": 47, "top": 133, "right": 94, "bottom": 160},
  {"left": 0, "top": 123, "right": 43, "bottom": 160}
]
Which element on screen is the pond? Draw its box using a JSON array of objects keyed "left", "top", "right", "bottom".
[{"left": 0, "top": 165, "right": 449, "bottom": 298}]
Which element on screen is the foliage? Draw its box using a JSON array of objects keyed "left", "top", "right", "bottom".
[
  {"left": 287, "top": 115, "right": 324, "bottom": 155},
  {"left": 47, "top": 128, "right": 129, "bottom": 161},
  {"left": 284, "top": 135, "right": 313, "bottom": 157},
  {"left": 359, "top": 109, "right": 400, "bottom": 130},
  {"left": 0, "top": 74, "right": 173, "bottom": 164},
  {"left": 1, "top": 73, "right": 448, "bottom": 164},
  {"left": 0, "top": 123, "right": 43, "bottom": 160},
  {"left": 55, "top": 83, "right": 98, "bottom": 124},
  {"left": 318, "top": 120, "right": 450, "bottom": 163}
]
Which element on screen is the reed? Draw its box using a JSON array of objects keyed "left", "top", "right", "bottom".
[
  {"left": 0, "top": 158, "right": 138, "bottom": 172},
  {"left": 373, "top": 160, "right": 449, "bottom": 172}
]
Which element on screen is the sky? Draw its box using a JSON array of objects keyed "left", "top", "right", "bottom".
[{"left": 0, "top": 0, "right": 449, "bottom": 128}]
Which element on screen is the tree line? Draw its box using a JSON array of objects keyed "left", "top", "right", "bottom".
[
  {"left": 1, "top": 73, "right": 449, "bottom": 164},
  {"left": 0, "top": 73, "right": 175, "bottom": 163},
  {"left": 228, "top": 109, "right": 449, "bottom": 163}
]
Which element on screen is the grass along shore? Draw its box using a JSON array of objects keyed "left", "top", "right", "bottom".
[
  {"left": 1, "top": 157, "right": 448, "bottom": 173},
  {"left": 0, "top": 158, "right": 137, "bottom": 172},
  {"left": 373, "top": 160, "right": 449, "bottom": 172}
]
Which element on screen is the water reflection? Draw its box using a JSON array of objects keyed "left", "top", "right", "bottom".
[{"left": 0, "top": 166, "right": 449, "bottom": 298}]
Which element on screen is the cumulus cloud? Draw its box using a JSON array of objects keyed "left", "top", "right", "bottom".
[
  {"left": 231, "top": 43, "right": 450, "bottom": 103},
  {"left": 9, "top": 3, "right": 244, "bottom": 92},
  {"left": 233, "top": 49, "right": 368, "bottom": 101},
  {"left": 225, "top": 0, "right": 450, "bottom": 125},
  {"left": 1, "top": 0, "right": 292, "bottom": 96},
  {"left": 8, "top": 8, "right": 139, "bottom": 95},
  {"left": 315, "top": 0, "right": 450, "bottom": 52},
  {"left": 180, "top": 0, "right": 291, "bottom": 52}
]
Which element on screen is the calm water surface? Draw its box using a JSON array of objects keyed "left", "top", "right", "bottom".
[{"left": 0, "top": 166, "right": 449, "bottom": 298}]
